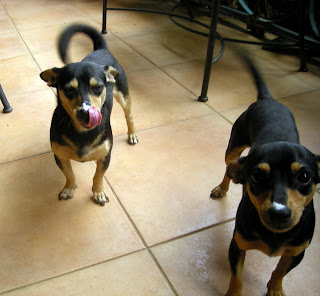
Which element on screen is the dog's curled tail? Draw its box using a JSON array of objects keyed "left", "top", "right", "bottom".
[
  {"left": 58, "top": 24, "right": 108, "bottom": 64},
  {"left": 241, "top": 54, "right": 273, "bottom": 101}
]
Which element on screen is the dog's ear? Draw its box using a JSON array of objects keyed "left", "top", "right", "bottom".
[
  {"left": 40, "top": 67, "right": 60, "bottom": 87},
  {"left": 315, "top": 154, "right": 320, "bottom": 183},
  {"left": 104, "top": 66, "right": 119, "bottom": 84},
  {"left": 227, "top": 157, "right": 247, "bottom": 184}
]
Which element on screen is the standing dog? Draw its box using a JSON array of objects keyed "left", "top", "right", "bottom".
[
  {"left": 211, "top": 56, "right": 319, "bottom": 295},
  {"left": 40, "top": 24, "right": 138, "bottom": 206}
]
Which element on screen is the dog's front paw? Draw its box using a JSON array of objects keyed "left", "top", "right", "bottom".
[
  {"left": 59, "top": 188, "right": 75, "bottom": 200},
  {"left": 267, "top": 280, "right": 286, "bottom": 296},
  {"left": 210, "top": 185, "right": 227, "bottom": 199},
  {"left": 266, "top": 289, "right": 285, "bottom": 296},
  {"left": 128, "top": 133, "right": 138, "bottom": 145},
  {"left": 93, "top": 190, "right": 109, "bottom": 206}
]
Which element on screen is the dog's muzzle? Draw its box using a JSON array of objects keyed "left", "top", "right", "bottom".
[
  {"left": 77, "top": 103, "right": 102, "bottom": 129},
  {"left": 265, "top": 202, "right": 292, "bottom": 231}
]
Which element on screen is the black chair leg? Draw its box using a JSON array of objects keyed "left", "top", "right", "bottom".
[
  {"left": 102, "top": 0, "right": 108, "bottom": 34},
  {"left": 198, "top": 0, "right": 221, "bottom": 102},
  {"left": 298, "top": 0, "right": 307, "bottom": 72},
  {"left": 0, "top": 84, "right": 13, "bottom": 113}
]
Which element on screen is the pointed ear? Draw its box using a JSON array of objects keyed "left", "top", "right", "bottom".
[
  {"left": 227, "top": 157, "right": 247, "bottom": 184},
  {"left": 40, "top": 67, "right": 60, "bottom": 87},
  {"left": 104, "top": 66, "right": 119, "bottom": 84}
]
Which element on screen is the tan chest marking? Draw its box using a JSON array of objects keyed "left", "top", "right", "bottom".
[
  {"left": 51, "top": 136, "right": 111, "bottom": 162},
  {"left": 234, "top": 231, "right": 309, "bottom": 257}
]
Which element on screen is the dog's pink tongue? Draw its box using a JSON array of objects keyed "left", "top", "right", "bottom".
[{"left": 84, "top": 107, "right": 101, "bottom": 128}]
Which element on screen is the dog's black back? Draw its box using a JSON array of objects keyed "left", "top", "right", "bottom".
[{"left": 230, "top": 57, "right": 300, "bottom": 154}]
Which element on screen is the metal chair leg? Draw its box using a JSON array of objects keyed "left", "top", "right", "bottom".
[
  {"left": 198, "top": 0, "right": 221, "bottom": 102},
  {"left": 102, "top": 0, "right": 108, "bottom": 34},
  {"left": 0, "top": 84, "right": 13, "bottom": 113},
  {"left": 298, "top": 0, "right": 308, "bottom": 72}
]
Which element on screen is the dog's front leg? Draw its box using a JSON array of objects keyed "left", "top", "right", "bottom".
[
  {"left": 225, "top": 237, "right": 246, "bottom": 296},
  {"left": 267, "top": 252, "right": 305, "bottom": 296},
  {"left": 54, "top": 155, "right": 77, "bottom": 200},
  {"left": 113, "top": 90, "right": 138, "bottom": 145},
  {"left": 211, "top": 145, "right": 248, "bottom": 199},
  {"left": 92, "top": 155, "right": 111, "bottom": 206}
]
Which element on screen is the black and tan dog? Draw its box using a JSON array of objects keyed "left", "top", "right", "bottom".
[
  {"left": 40, "top": 24, "right": 138, "bottom": 206},
  {"left": 211, "top": 56, "right": 319, "bottom": 295}
]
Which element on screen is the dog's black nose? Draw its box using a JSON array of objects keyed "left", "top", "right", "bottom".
[
  {"left": 268, "top": 203, "right": 292, "bottom": 224},
  {"left": 77, "top": 108, "right": 89, "bottom": 123}
]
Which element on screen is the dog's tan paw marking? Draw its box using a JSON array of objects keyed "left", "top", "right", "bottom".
[
  {"left": 210, "top": 185, "right": 227, "bottom": 199},
  {"left": 267, "top": 281, "right": 285, "bottom": 296},
  {"left": 266, "top": 290, "right": 285, "bottom": 296},
  {"left": 128, "top": 133, "right": 138, "bottom": 145},
  {"left": 59, "top": 188, "right": 75, "bottom": 200},
  {"left": 93, "top": 190, "right": 109, "bottom": 206}
]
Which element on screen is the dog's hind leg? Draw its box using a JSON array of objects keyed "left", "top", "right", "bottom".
[
  {"left": 92, "top": 155, "right": 111, "bottom": 206},
  {"left": 54, "top": 155, "right": 77, "bottom": 200},
  {"left": 113, "top": 89, "right": 138, "bottom": 145},
  {"left": 267, "top": 252, "right": 305, "bottom": 296}
]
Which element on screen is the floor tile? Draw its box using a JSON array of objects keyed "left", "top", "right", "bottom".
[
  {"left": 110, "top": 67, "right": 214, "bottom": 135},
  {"left": 0, "top": 154, "right": 143, "bottom": 292},
  {"left": 0, "top": 55, "right": 46, "bottom": 97},
  {"left": 0, "top": 31, "right": 28, "bottom": 60},
  {"left": 220, "top": 106, "right": 247, "bottom": 124},
  {"left": 152, "top": 196, "right": 320, "bottom": 296},
  {"left": 0, "top": 89, "right": 56, "bottom": 164},
  {"left": 33, "top": 44, "right": 94, "bottom": 71},
  {"left": 107, "top": 114, "right": 241, "bottom": 246},
  {"left": 20, "top": 19, "right": 101, "bottom": 54},
  {"left": 162, "top": 53, "right": 317, "bottom": 112},
  {"left": 0, "top": 4, "right": 15, "bottom": 34},
  {"left": 107, "top": 37, "right": 155, "bottom": 73},
  {"left": 1, "top": 0, "right": 87, "bottom": 31},
  {"left": 1, "top": 251, "right": 174, "bottom": 296},
  {"left": 123, "top": 28, "right": 211, "bottom": 66},
  {"left": 74, "top": 0, "right": 174, "bottom": 22},
  {"left": 99, "top": 10, "right": 177, "bottom": 38},
  {"left": 161, "top": 56, "right": 259, "bottom": 112},
  {"left": 254, "top": 50, "right": 320, "bottom": 88},
  {"left": 279, "top": 90, "right": 320, "bottom": 153}
]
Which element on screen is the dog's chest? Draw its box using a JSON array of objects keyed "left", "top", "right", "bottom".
[
  {"left": 51, "top": 135, "right": 111, "bottom": 162},
  {"left": 235, "top": 231, "right": 310, "bottom": 257}
]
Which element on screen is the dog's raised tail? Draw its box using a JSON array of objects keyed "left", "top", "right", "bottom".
[
  {"left": 58, "top": 24, "right": 108, "bottom": 64},
  {"left": 241, "top": 55, "right": 272, "bottom": 101}
]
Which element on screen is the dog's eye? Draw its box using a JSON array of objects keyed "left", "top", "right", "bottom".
[
  {"left": 251, "top": 170, "right": 268, "bottom": 184},
  {"left": 91, "top": 85, "right": 103, "bottom": 94},
  {"left": 296, "top": 169, "right": 311, "bottom": 185},
  {"left": 64, "top": 88, "right": 77, "bottom": 95}
]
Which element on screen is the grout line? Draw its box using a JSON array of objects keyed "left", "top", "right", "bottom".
[
  {"left": 103, "top": 173, "right": 236, "bottom": 295},
  {"left": 112, "top": 33, "right": 220, "bottom": 111},
  {"left": 112, "top": 111, "right": 227, "bottom": 140},
  {"left": 149, "top": 218, "right": 235, "bottom": 249},
  {"left": 0, "top": 3, "right": 43, "bottom": 71},
  {"left": 0, "top": 249, "right": 146, "bottom": 295},
  {"left": 147, "top": 249, "right": 179, "bottom": 296},
  {"left": 104, "top": 177, "right": 180, "bottom": 295},
  {"left": 104, "top": 177, "right": 148, "bottom": 248},
  {"left": 0, "top": 151, "right": 51, "bottom": 167}
]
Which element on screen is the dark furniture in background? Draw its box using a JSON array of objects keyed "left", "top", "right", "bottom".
[{"left": 101, "top": 0, "right": 319, "bottom": 102}]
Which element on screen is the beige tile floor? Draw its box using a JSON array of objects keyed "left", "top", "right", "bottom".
[{"left": 0, "top": 0, "right": 319, "bottom": 295}]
